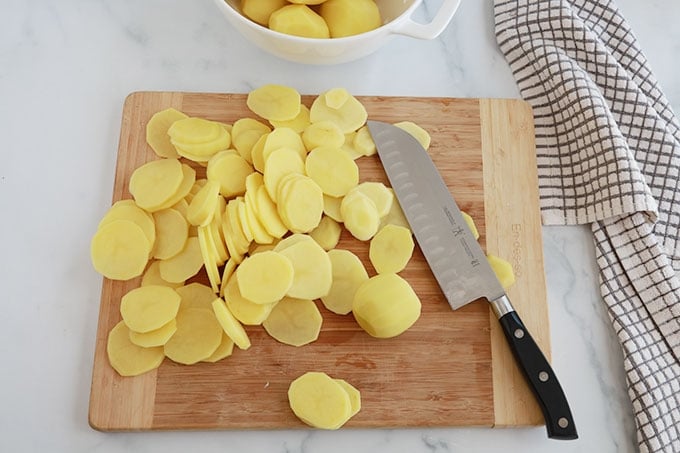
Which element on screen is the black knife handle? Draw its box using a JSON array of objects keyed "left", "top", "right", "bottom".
[{"left": 495, "top": 301, "right": 578, "bottom": 440}]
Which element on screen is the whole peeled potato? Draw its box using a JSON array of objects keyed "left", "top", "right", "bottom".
[{"left": 320, "top": 0, "right": 382, "bottom": 38}]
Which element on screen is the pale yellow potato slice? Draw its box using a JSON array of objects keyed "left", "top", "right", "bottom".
[
  {"left": 270, "top": 104, "right": 311, "bottom": 132},
  {"left": 462, "top": 210, "right": 480, "bottom": 240},
  {"left": 99, "top": 200, "right": 156, "bottom": 249},
  {"left": 236, "top": 251, "right": 294, "bottom": 304},
  {"left": 380, "top": 189, "right": 410, "bottom": 230},
  {"left": 247, "top": 84, "right": 301, "bottom": 122},
  {"left": 159, "top": 237, "right": 204, "bottom": 283},
  {"left": 226, "top": 197, "right": 252, "bottom": 256},
  {"left": 323, "top": 194, "right": 344, "bottom": 222},
  {"left": 223, "top": 276, "right": 277, "bottom": 325},
  {"left": 288, "top": 372, "right": 352, "bottom": 429},
  {"left": 263, "top": 297, "right": 322, "bottom": 347},
  {"left": 107, "top": 321, "right": 165, "bottom": 377},
  {"left": 340, "top": 190, "right": 380, "bottom": 241},
  {"left": 186, "top": 178, "right": 208, "bottom": 204},
  {"left": 254, "top": 127, "right": 307, "bottom": 173},
  {"left": 128, "top": 319, "right": 177, "bottom": 348},
  {"left": 219, "top": 258, "right": 238, "bottom": 297},
  {"left": 254, "top": 185, "right": 288, "bottom": 238},
  {"left": 487, "top": 254, "right": 516, "bottom": 289},
  {"left": 146, "top": 108, "right": 188, "bottom": 158},
  {"left": 334, "top": 379, "right": 361, "bottom": 417},
  {"left": 324, "top": 88, "right": 350, "bottom": 110},
  {"left": 352, "top": 125, "right": 376, "bottom": 156},
  {"left": 235, "top": 197, "right": 254, "bottom": 243},
  {"left": 269, "top": 5, "right": 330, "bottom": 39},
  {"left": 221, "top": 206, "right": 245, "bottom": 264},
  {"left": 321, "top": 248, "right": 369, "bottom": 315},
  {"left": 164, "top": 308, "right": 223, "bottom": 365},
  {"left": 129, "top": 158, "right": 184, "bottom": 212},
  {"left": 305, "top": 146, "right": 359, "bottom": 197},
  {"left": 309, "top": 215, "right": 342, "bottom": 251},
  {"left": 197, "top": 225, "right": 221, "bottom": 293},
  {"left": 341, "top": 132, "right": 364, "bottom": 160},
  {"left": 168, "top": 117, "right": 222, "bottom": 145},
  {"left": 120, "top": 285, "right": 181, "bottom": 333},
  {"left": 263, "top": 147, "right": 306, "bottom": 201},
  {"left": 277, "top": 175, "right": 324, "bottom": 233},
  {"left": 141, "top": 260, "right": 184, "bottom": 288},
  {"left": 211, "top": 297, "right": 251, "bottom": 350},
  {"left": 152, "top": 208, "right": 188, "bottom": 260},
  {"left": 243, "top": 197, "right": 275, "bottom": 245},
  {"left": 273, "top": 233, "right": 315, "bottom": 252},
  {"left": 352, "top": 273, "right": 421, "bottom": 338},
  {"left": 320, "top": 0, "right": 382, "bottom": 38},
  {"left": 302, "top": 121, "right": 345, "bottom": 150},
  {"left": 310, "top": 90, "right": 368, "bottom": 133},
  {"left": 233, "top": 128, "right": 269, "bottom": 164},
  {"left": 202, "top": 332, "right": 235, "bottom": 362},
  {"left": 173, "top": 126, "right": 231, "bottom": 161},
  {"left": 369, "top": 224, "right": 414, "bottom": 274},
  {"left": 231, "top": 117, "right": 272, "bottom": 141},
  {"left": 278, "top": 238, "right": 332, "bottom": 300},
  {"left": 154, "top": 164, "right": 197, "bottom": 211},
  {"left": 241, "top": 0, "right": 288, "bottom": 25},
  {"left": 91, "top": 219, "right": 151, "bottom": 280},
  {"left": 394, "top": 121, "right": 431, "bottom": 150},
  {"left": 187, "top": 180, "right": 220, "bottom": 227},
  {"left": 207, "top": 150, "right": 254, "bottom": 198},
  {"left": 209, "top": 196, "right": 230, "bottom": 264},
  {"left": 176, "top": 282, "right": 216, "bottom": 313},
  {"left": 350, "top": 182, "right": 393, "bottom": 217}
]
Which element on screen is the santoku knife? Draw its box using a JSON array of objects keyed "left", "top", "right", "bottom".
[{"left": 367, "top": 120, "right": 577, "bottom": 440}]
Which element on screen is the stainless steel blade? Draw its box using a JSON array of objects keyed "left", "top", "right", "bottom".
[{"left": 367, "top": 120, "right": 506, "bottom": 310}]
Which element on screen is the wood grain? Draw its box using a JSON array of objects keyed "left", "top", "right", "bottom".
[{"left": 89, "top": 92, "right": 547, "bottom": 431}]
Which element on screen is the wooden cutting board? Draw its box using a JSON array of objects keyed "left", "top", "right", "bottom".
[{"left": 89, "top": 91, "right": 549, "bottom": 431}]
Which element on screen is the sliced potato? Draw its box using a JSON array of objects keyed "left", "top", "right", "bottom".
[
  {"left": 155, "top": 163, "right": 197, "bottom": 211},
  {"left": 141, "top": 260, "right": 184, "bottom": 288},
  {"left": 176, "top": 282, "right": 216, "bottom": 313},
  {"left": 340, "top": 190, "right": 380, "bottom": 241},
  {"left": 277, "top": 175, "right": 324, "bottom": 233},
  {"left": 207, "top": 150, "right": 254, "bottom": 198},
  {"left": 277, "top": 237, "right": 332, "bottom": 300},
  {"left": 152, "top": 208, "right": 189, "bottom": 260},
  {"left": 309, "top": 215, "right": 342, "bottom": 251},
  {"left": 369, "top": 224, "right": 414, "bottom": 274},
  {"left": 91, "top": 220, "right": 150, "bottom": 280},
  {"left": 120, "top": 285, "right": 181, "bottom": 333},
  {"left": 353, "top": 273, "right": 421, "bottom": 338},
  {"left": 302, "top": 121, "right": 345, "bottom": 150},
  {"left": 168, "top": 117, "right": 222, "bottom": 145},
  {"left": 305, "top": 146, "right": 359, "bottom": 197},
  {"left": 380, "top": 189, "right": 410, "bottom": 229},
  {"left": 270, "top": 104, "right": 311, "bottom": 132},
  {"left": 263, "top": 147, "right": 306, "bottom": 202},
  {"left": 352, "top": 125, "right": 376, "bottom": 156},
  {"left": 350, "top": 182, "right": 393, "bottom": 218},
  {"left": 146, "top": 108, "right": 188, "bottom": 158},
  {"left": 211, "top": 297, "right": 252, "bottom": 350},
  {"left": 187, "top": 180, "right": 221, "bottom": 227},
  {"left": 323, "top": 194, "right": 344, "bottom": 222},
  {"left": 321, "top": 249, "right": 369, "bottom": 315},
  {"left": 394, "top": 121, "right": 431, "bottom": 150},
  {"left": 99, "top": 200, "right": 156, "bottom": 249},
  {"left": 159, "top": 237, "right": 204, "bottom": 283},
  {"left": 129, "top": 158, "right": 184, "bottom": 212},
  {"left": 128, "top": 319, "right": 177, "bottom": 348},
  {"left": 310, "top": 89, "right": 368, "bottom": 133},
  {"left": 107, "top": 321, "right": 165, "bottom": 377},
  {"left": 224, "top": 275, "right": 277, "bottom": 325},
  {"left": 324, "top": 88, "right": 349, "bottom": 110},
  {"left": 487, "top": 254, "right": 515, "bottom": 289},
  {"left": 288, "top": 372, "right": 353, "bottom": 429},
  {"left": 203, "top": 332, "right": 235, "bottom": 362},
  {"left": 247, "top": 84, "right": 301, "bottom": 121},
  {"left": 236, "top": 251, "right": 294, "bottom": 304},
  {"left": 254, "top": 185, "right": 288, "bottom": 238},
  {"left": 263, "top": 297, "right": 322, "bottom": 347},
  {"left": 163, "top": 307, "right": 223, "bottom": 365},
  {"left": 334, "top": 379, "right": 361, "bottom": 417},
  {"left": 462, "top": 211, "right": 480, "bottom": 240}
]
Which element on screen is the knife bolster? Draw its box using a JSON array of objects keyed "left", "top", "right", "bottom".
[{"left": 489, "top": 294, "right": 514, "bottom": 319}]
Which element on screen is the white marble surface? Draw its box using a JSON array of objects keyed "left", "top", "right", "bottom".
[{"left": 1, "top": 1, "right": 678, "bottom": 452}]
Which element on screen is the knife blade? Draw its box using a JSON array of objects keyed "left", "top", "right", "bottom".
[{"left": 367, "top": 120, "right": 577, "bottom": 440}]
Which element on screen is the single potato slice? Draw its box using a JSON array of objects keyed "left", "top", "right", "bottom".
[
  {"left": 380, "top": 189, "right": 410, "bottom": 230},
  {"left": 99, "top": 200, "right": 156, "bottom": 249},
  {"left": 129, "top": 158, "right": 184, "bottom": 212},
  {"left": 163, "top": 307, "right": 223, "bottom": 365},
  {"left": 152, "top": 208, "right": 189, "bottom": 260},
  {"left": 146, "top": 108, "right": 188, "bottom": 158},
  {"left": 263, "top": 297, "right": 323, "bottom": 347},
  {"left": 270, "top": 104, "right": 311, "bottom": 132},
  {"left": 168, "top": 117, "right": 222, "bottom": 144},
  {"left": 211, "top": 297, "right": 252, "bottom": 350},
  {"left": 277, "top": 175, "right": 324, "bottom": 233},
  {"left": 320, "top": 0, "right": 382, "bottom": 38},
  {"left": 304, "top": 146, "right": 359, "bottom": 197},
  {"left": 247, "top": 84, "right": 302, "bottom": 122},
  {"left": 263, "top": 147, "right": 306, "bottom": 202},
  {"left": 255, "top": 185, "right": 288, "bottom": 238},
  {"left": 352, "top": 125, "right": 376, "bottom": 156},
  {"left": 310, "top": 90, "right": 368, "bottom": 134},
  {"left": 462, "top": 210, "right": 480, "bottom": 239},
  {"left": 207, "top": 150, "right": 254, "bottom": 198},
  {"left": 187, "top": 180, "right": 221, "bottom": 227},
  {"left": 323, "top": 194, "right": 343, "bottom": 222},
  {"left": 236, "top": 251, "right": 295, "bottom": 304},
  {"left": 159, "top": 237, "right": 204, "bottom": 283},
  {"left": 369, "top": 224, "right": 414, "bottom": 274},
  {"left": 324, "top": 88, "right": 350, "bottom": 110},
  {"left": 224, "top": 275, "right": 277, "bottom": 325},
  {"left": 203, "top": 332, "right": 235, "bottom": 362},
  {"left": 269, "top": 5, "right": 330, "bottom": 39},
  {"left": 350, "top": 182, "right": 393, "bottom": 218},
  {"left": 288, "top": 372, "right": 353, "bottom": 429},
  {"left": 91, "top": 219, "right": 151, "bottom": 280},
  {"left": 334, "top": 378, "right": 361, "bottom": 417},
  {"left": 353, "top": 273, "right": 421, "bottom": 338},
  {"left": 302, "top": 121, "right": 345, "bottom": 150},
  {"left": 394, "top": 121, "right": 431, "bottom": 150},
  {"left": 309, "top": 215, "right": 342, "bottom": 251},
  {"left": 277, "top": 237, "right": 333, "bottom": 300},
  {"left": 141, "top": 260, "right": 184, "bottom": 288},
  {"left": 120, "top": 285, "right": 181, "bottom": 333},
  {"left": 340, "top": 190, "right": 380, "bottom": 241},
  {"left": 154, "top": 163, "right": 197, "bottom": 211},
  {"left": 487, "top": 254, "right": 516, "bottom": 289},
  {"left": 173, "top": 126, "right": 231, "bottom": 162},
  {"left": 321, "top": 248, "right": 369, "bottom": 315},
  {"left": 107, "top": 321, "right": 165, "bottom": 377},
  {"left": 176, "top": 282, "right": 217, "bottom": 313},
  {"left": 128, "top": 319, "right": 177, "bottom": 348}
]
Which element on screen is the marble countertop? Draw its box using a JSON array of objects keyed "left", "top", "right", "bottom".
[{"left": 1, "top": 1, "right": 678, "bottom": 452}]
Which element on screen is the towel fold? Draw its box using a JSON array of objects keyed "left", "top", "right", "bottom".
[{"left": 494, "top": 1, "right": 680, "bottom": 451}]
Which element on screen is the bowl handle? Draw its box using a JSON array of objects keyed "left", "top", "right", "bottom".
[{"left": 392, "top": 0, "right": 462, "bottom": 40}]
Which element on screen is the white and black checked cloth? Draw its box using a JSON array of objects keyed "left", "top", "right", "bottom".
[{"left": 494, "top": 1, "right": 680, "bottom": 451}]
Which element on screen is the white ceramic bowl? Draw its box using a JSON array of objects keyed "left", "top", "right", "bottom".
[{"left": 213, "top": 0, "right": 461, "bottom": 65}]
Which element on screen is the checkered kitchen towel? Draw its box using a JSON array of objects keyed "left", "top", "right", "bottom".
[{"left": 494, "top": 1, "right": 680, "bottom": 451}]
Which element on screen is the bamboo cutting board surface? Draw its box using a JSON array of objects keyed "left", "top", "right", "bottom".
[{"left": 89, "top": 91, "right": 549, "bottom": 431}]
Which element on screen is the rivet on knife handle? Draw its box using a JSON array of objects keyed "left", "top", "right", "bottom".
[{"left": 493, "top": 295, "right": 578, "bottom": 440}]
